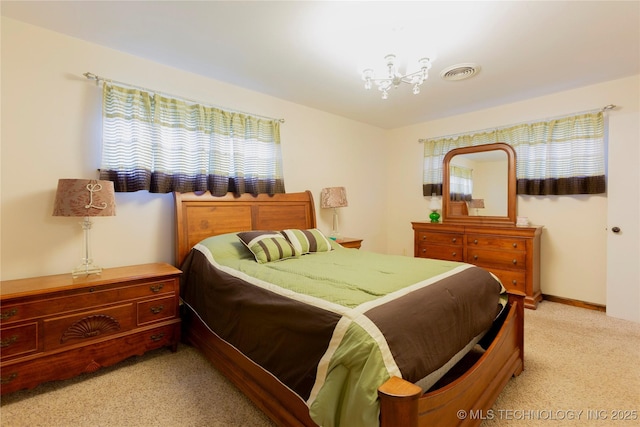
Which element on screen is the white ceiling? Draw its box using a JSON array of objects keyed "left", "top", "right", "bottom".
[{"left": 3, "top": 1, "right": 639, "bottom": 129}]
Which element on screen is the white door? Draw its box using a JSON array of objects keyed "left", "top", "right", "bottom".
[{"left": 606, "top": 102, "right": 640, "bottom": 323}]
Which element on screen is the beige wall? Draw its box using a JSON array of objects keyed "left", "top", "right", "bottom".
[
  {"left": 0, "top": 18, "right": 387, "bottom": 279},
  {"left": 385, "top": 75, "right": 639, "bottom": 308},
  {"left": 2, "top": 18, "right": 639, "bottom": 318}
]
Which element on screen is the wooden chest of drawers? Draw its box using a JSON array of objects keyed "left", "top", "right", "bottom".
[
  {"left": 0, "top": 263, "right": 181, "bottom": 394},
  {"left": 413, "top": 222, "right": 542, "bottom": 309}
]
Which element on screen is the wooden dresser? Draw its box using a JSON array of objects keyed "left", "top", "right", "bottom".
[
  {"left": 412, "top": 222, "right": 542, "bottom": 309},
  {"left": 0, "top": 263, "right": 181, "bottom": 394}
]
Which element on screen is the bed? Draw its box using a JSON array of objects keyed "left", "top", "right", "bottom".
[{"left": 174, "top": 190, "right": 524, "bottom": 427}]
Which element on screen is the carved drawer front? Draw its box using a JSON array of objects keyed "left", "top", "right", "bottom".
[
  {"left": 489, "top": 270, "right": 526, "bottom": 293},
  {"left": 137, "top": 296, "right": 177, "bottom": 326},
  {"left": 467, "top": 248, "right": 527, "bottom": 271},
  {"left": 43, "top": 304, "right": 134, "bottom": 351},
  {"left": 418, "top": 244, "right": 464, "bottom": 262},
  {"left": 466, "top": 235, "right": 526, "bottom": 252},
  {"left": 418, "top": 231, "right": 463, "bottom": 246},
  {"left": 0, "top": 322, "right": 38, "bottom": 360}
]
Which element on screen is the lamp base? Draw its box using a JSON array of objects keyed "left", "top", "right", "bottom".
[
  {"left": 72, "top": 262, "right": 102, "bottom": 278},
  {"left": 72, "top": 216, "right": 102, "bottom": 278},
  {"left": 429, "top": 210, "right": 441, "bottom": 223}
]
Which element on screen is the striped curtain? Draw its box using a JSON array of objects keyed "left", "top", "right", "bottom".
[
  {"left": 99, "top": 83, "right": 285, "bottom": 195},
  {"left": 423, "top": 111, "right": 605, "bottom": 196},
  {"left": 449, "top": 165, "right": 473, "bottom": 201}
]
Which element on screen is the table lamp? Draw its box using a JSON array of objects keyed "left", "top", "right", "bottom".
[
  {"left": 469, "top": 199, "right": 485, "bottom": 216},
  {"left": 320, "top": 187, "right": 348, "bottom": 240},
  {"left": 53, "top": 179, "right": 116, "bottom": 277}
]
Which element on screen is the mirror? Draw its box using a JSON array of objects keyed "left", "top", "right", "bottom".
[{"left": 442, "top": 143, "right": 516, "bottom": 225}]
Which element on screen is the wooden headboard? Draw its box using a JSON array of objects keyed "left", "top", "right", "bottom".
[{"left": 173, "top": 191, "right": 317, "bottom": 266}]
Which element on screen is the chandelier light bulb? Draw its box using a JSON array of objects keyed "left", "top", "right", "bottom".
[{"left": 361, "top": 54, "right": 433, "bottom": 99}]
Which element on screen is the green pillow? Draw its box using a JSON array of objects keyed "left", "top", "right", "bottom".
[
  {"left": 237, "top": 231, "right": 300, "bottom": 263},
  {"left": 281, "top": 229, "right": 333, "bottom": 254}
]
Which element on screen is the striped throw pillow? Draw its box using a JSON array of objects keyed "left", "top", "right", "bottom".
[
  {"left": 237, "top": 231, "right": 300, "bottom": 263},
  {"left": 281, "top": 229, "right": 333, "bottom": 254}
]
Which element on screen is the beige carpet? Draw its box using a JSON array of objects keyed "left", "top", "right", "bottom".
[{"left": 1, "top": 301, "right": 639, "bottom": 427}]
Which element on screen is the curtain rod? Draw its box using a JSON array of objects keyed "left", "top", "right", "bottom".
[
  {"left": 417, "top": 104, "right": 616, "bottom": 143},
  {"left": 83, "top": 72, "right": 285, "bottom": 124}
]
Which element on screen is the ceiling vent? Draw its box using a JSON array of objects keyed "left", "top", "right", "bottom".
[{"left": 440, "top": 63, "right": 480, "bottom": 81}]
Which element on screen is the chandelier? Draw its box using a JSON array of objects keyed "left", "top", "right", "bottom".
[{"left": 362, "top": 54, "right": 432, "bottom": 99}]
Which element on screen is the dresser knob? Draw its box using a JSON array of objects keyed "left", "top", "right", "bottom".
[
  {"left": 512, "top": 280, "right": 517, "bottom": 285},
  {"left": 512, "top": 259, "right": 517, "bottom": 265},
  {"left": 151, "top": 333, "right": 165, "bottom": 342},
  {"left": 473, "top": 239, "right": 478, "bottom": 244},
  {"left": 512, "top": 243, "right": 518, "bottom": 248},
  {"left": 150, "top": 284, "right": 164, "bottom": 293},
  {"left": 422, "top": 235, "right": 426, "bottom": 240},
  {"left": 473, "top": 255, "right": 478, "bottom": 260},
  {"left": 0, "top": 372, "right": 17, "bottom": 385},
  {"left": 0, "top": 308, "right": 17, "bottom": 320},
  {"left": 452, "top": 252, "right": 457, "bottom": 256},
  {"left": 422, "top": 248, "right": 426, "bottom": 253},
  {"left": 150, "top": 305, "right": 164, "bottom": 314},
  {"left": 0, "top": 336, "right": 18, "bottom": 348},
  {"left": 452, "top": 238, "right": 457, "bottom": 243}
]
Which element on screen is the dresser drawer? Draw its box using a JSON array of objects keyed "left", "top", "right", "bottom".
[
  {"left": 0, "top": 322, "right": 38, "bottom": 360},
  {"left": 467, "top": 248, "right": 527, "bottom": 270},
  {"left": 1, "top": 279, "right": 177, "bottom": 324},
  {"left": 467, "top": 235, "right": 526, "bottom": 251},
  {"left": 417, "top": 244, "right": 464, "bottom": 262},
  {"left": 137, "top": 296, "right": 177, "bottom": 325},
  {"left": 489, "top": 269, "right": 526, "bottom": 293},
  {"left": 43, "top": 304, "right": 135, "bottom": 351},
  {"left": 417, "top": 231, "right": 463, "bottom": 246}
]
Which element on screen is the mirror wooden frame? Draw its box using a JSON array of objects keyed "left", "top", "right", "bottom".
[{"left": 442, "top": 142, "right": 517, "bottom": 225}]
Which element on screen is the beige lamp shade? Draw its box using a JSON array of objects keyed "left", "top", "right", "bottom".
[
  {"left": 469, "top": 199, "right": 485, "bottom": 209},
  {"left": 320, "top": 187, "right": 348, "bottom": 209},
  {"left": 53, "top": 179, "right": 116, "bottom": 217}
]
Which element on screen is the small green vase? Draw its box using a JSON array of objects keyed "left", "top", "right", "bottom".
[{"left": 429, "top": 210, "right": 440, "bottom": 223}]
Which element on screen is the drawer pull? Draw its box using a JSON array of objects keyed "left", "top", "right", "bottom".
[
  {"left": 150, "top": 284, "right": 164, "bottom": 293},
  {"left": 473, "top": 239, "right": 478, "bottom": 244},
  {"left": 421, "top": 248, "right": 426, "bottom": 253},
  {"left": 512, "top": 243, "right": 518, "bottom": 248},
  {"left": 61, "top": 314, "right": 121, "bottom": 343},
  {"left": 422, "top": 235, "right": 426, "bottom": 240},
  {"left": 452, "top": 252, "right": 457, "bottom": 257},
  {"left": 1, "top": 372, "right": 17, "bottom": 385},
  {"left": 1, "top": 308, "right": 17, "bottom": 320},
  {"left": 150, "top": 305, "right": 164, "bottom": 314},
  {"left": 512, "top": 259, "right": 518, "bottom": 265},
  {"left": 451, "top": 238, "right": 457, "bottom": 243},
  {"left": 512, "top": 280, "right": 518, "bottom": 285},
  {"left": 473, "top": 255, "right": 478, "bottom": 260},
  {"left": 151, "top": 333, "right": 165, "bottom": 342},
  {"left": 0, "top": 336, "right": 18, "bottom": 348}
]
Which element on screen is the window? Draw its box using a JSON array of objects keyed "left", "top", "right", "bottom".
[
  {"left": 423, "top": 111, "right": 605, "bottom": 196},
  {"left": 99, "top": 83, "right": 285, "bottom": 195},
  {"left": 449, "top": 165, "right": 473, "bottom": 201}
]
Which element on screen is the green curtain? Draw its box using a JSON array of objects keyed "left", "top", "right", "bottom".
[
  {"left": 99, "top": 83, "right": 285, "bottom": 195},
  {"left": 423, "top": 111, "right": 605, "bottom": 196}
]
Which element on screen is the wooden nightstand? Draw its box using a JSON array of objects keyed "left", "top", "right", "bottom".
[
  {"left": 336, "top": 237, "right": 363, "bottom": 249},
  {"left": 0, "top": 263, "right": 181, "bottom": 395}
]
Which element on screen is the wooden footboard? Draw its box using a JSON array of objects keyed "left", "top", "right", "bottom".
[
  {"left": 378, "top": 292, "right": 525, "bottom": 427},
  {"left": 181, "top": 292, "right": 524, "bottom": 427}
]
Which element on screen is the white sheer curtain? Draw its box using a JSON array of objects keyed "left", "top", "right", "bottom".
[
  {"left": 100, "top": 83, "right": 285, "bottom": 195},
  {"left": 423, "top": 111, "right": 605, "bottom": 196}
]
